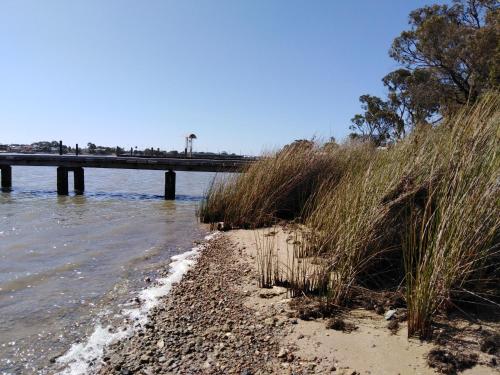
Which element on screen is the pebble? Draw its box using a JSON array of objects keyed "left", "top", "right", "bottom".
[
  {"left": 277, "top": 348, "right": 289, "bottom": 358},
  {"left": 97, "top": 236, "right": 310, "bottom": 374}
]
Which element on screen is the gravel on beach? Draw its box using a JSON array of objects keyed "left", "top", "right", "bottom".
[{"left": 98, "top": 236, "right": 291, "bottom": 375}]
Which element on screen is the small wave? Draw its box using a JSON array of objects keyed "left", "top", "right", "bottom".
[
  {"left": 122, "top": 245, "right": 164, "bottom": 268},
  {"left": 174, "top": 194, "right": 204, "bottom": 202},
  {"left": 86, "top": 192, "right": 204, "bottom": 202},
  {"left": 0, "top": 262, "right": 83, "bottom": 297},
  {"left": 2, "top": 189, "right": 204, "bottom": 202},
  {"left": 55, "top": 232, "right": 219, "bottom": 375},
  {"left": 87, "top": 192, "right": 164, "bottom": 201}
]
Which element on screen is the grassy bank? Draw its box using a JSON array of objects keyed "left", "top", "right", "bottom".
[{"left": 199, "top": 94, "right": 499, "bottom": 339}]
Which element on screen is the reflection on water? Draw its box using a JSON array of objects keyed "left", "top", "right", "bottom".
[{"left": 0, "top": 167, "right": 215, "bottom": 374}]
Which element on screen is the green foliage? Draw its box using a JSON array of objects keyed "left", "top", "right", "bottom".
[
  {"left": 390, "top": 0, "right": 499, "bottom": 103},
  {"left": 351, "top": 0, "right": 499, "bottom": 141},
  {"left": 349, "top": 94, "right": 404, "bottom": 144},
  {"left": 87, "top": 142, "right": 97, "bottom": 154},
  {"left": 382, "top": 68, "right": 441, "bottom": 133}
]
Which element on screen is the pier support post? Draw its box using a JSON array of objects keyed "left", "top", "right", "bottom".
[
  {"left": 74, "top": 167, "right": 85, "bottom": 195},
  {"left": 57, "top": 167, "right": 69, "bottom": 195},
  {"left": 165, "top": 170, "right": 176, "bottom": 200},
  {"left": 0, "top": 165, "right": 12, "bottom": 192}
]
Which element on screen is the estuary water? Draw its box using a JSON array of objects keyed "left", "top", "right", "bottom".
[{"left": 0, "top": 166, "right": 215, "bottom": 374}]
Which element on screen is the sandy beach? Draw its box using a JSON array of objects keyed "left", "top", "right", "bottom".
[{"left": 94, "top": 229, "right": 498, "bottom": 374}]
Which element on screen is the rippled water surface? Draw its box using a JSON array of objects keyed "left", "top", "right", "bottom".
[{"left": 0, "top": 166, "right": 214, "bottom": 374}]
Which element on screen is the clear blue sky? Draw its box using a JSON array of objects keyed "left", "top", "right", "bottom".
[{"left": 0, "top": 0, "right": 447, "bottom": 155}]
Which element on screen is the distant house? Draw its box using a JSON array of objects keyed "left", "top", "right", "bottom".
[
  {"left": 9, "top": 144, "right": 24, "bottom": 152},
  {"left": 31, "top": 141, "right": 52, "bottom": 152}
]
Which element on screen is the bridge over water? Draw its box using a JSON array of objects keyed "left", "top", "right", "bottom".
[{"left": 0, "top": 154, "right": 248, "bottom": 199}]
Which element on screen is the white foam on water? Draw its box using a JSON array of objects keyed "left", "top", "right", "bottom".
[{"left": 56, "top": 232, "right": 219, "bottom": 375}]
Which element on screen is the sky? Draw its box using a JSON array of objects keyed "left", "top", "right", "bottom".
[{"left": 0, "top": 0, "right": 448, "bottom": 155}]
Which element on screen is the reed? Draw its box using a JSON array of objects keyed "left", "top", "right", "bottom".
[
  {"left": 254, "top": 228, "right": 331, "bottom": 297},
  {"left": 402, "top": 95, "right": 500, "bottom": 338},
  {"left": 200, "top": 93, "right": 500, "bottom": 338},
  {"left": 198, "top": 141, "right": 345, "bottom": 228}
]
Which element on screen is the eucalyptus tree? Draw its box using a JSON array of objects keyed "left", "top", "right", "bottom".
[{"left": 350, "top": 0, "right": 499, "bottom": 141}]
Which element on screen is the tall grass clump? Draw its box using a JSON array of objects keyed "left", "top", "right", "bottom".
[
  {"left": 306, "top": 95, "right": 500, "bottom": 337},
  {"left": 307, "top": 157, "right": 394, "bottom": 302},
  {"left": 255, "top": 230, "right": 278, "bottom": 288},
  {"left": 305, "top": 166, "right": 398, "bottom": 305},
  {"left": 198, "top": 141, "right": 345, "bottom": 228},
  {"left": 199, "top": 93, "right": 499, "bottom": 339},
  {"left": 402, "top": 95, "right": 500, "bottom": 338},
  {"left": 304, "top": 123, "right": 438, "bottom": 304},
  {"left": 305, "top": 94, "right": 499, "bottom": 337}
]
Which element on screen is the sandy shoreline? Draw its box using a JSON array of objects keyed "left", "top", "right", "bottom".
[{"left": 93, "top": 230, "right": 498, "bottom": 375}]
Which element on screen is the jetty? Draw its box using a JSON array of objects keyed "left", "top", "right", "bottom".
[{"left": 0, "top": 154, "right": 248, "bottom": 199}]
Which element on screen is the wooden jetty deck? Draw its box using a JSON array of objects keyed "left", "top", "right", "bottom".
[{"left": 0, "top": 154, "right": 249, "bottom": 199}]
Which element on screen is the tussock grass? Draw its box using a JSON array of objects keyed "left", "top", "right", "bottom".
[
  {"left": 255, "top": 230, "right": 278, "bottom": 288},
  {"left": 200, "top": 93, "right": 500, "bottom": 338},
  {"left": 285, "top": 234, "right": 331, "bottom": 298},
  {"left": 254, "top": 228, "right": 330, "bottom": 296},
  {"left": 198, "top": 141, "right": 346, "bottom": 228},
  {"left": 402, "top": 97, "right": 500, "bottom": 337}
]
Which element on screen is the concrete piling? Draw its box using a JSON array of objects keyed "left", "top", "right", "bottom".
[
  {"left": 165, "top": 170, "right": 176, "bottom": 200},
  {"left": 58, "top": 167, "right": 85, "bottom": 195},
  {"left": 74, "top": 167, "right": 85, "bottom": 195},
  {"left": 0, "top": 165, "right": 12, "bottom": 191},
  {"left": 57, "top": 167, "right": 69, "bottom": 195}
]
